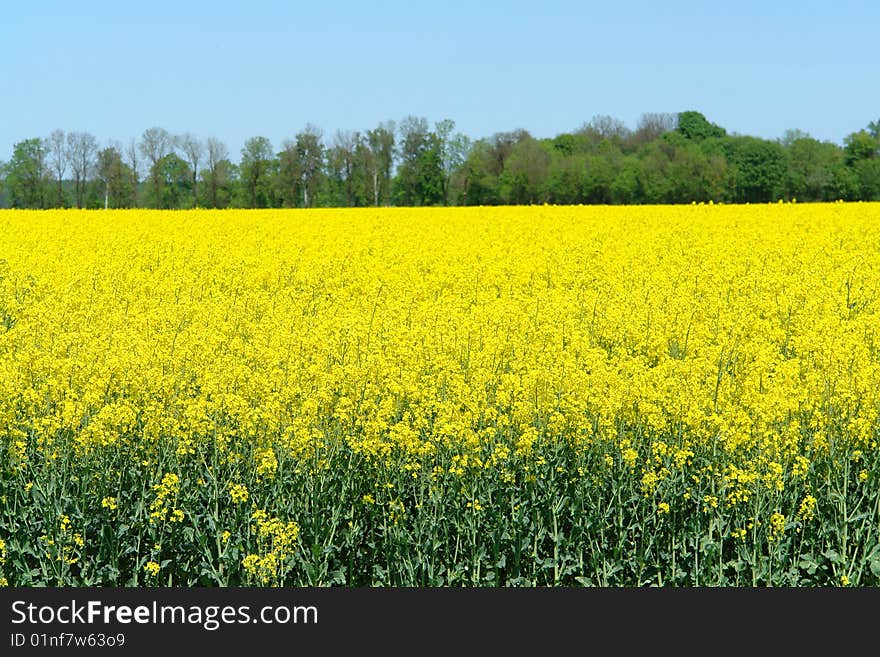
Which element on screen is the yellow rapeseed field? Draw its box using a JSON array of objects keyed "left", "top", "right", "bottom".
[{"left": 1, "top": 204, "right": 878, "bottom": 586}]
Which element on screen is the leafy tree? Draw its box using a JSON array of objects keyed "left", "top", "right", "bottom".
[
  {"left": 365, "top": 121, "right": 396, "bottom": 206},
  {"left": 779, "top": 128, "right": 811, "bottom": 147},
  {"left": 843, "top": 130, "right": 879, "bottom": 165},
  {"left": 830, "top": 163, "right": 860, "bottom": 201},
  {"left": 96, "top": 145, "right": 137, "bottom": 208},
  {"left": 239, "top": 136, "right": 276, "bottom": 208},
  {"left": 551, "top": 133, "right": 577, "bottom": 156},
  {"left": 677, "top": 111, "right": 726, "bottom": 141},
  {"left": 582, "top": 151, "right": 619, "bottom": 204},
  {"left": 784, "top": 137, "right": 841, "bottom": 201},
  {"left": 277, "top": 139, "right": 301, "bottom": 208},
  {"left": 637, "top": 142, "right": 674, "bottom": 203},
  {"left": 146, "top": 153, "right": 192, "bottom": 209},
  {"left": 435, "top": 119, "right": 471, "bottom": 205},
  {"left": 294, "top": 126, "right": 325, "bottom": 208},
  {"left": 853, "top": 159, "right": 880, "bottom": 200},
  {"left": 394, "top": 117, "right": 444, "bottom": 206},
  {"left": 498, "top": 136, "right": 550, "bottom": 204},
  {"left": 5, "top": 138, "right": 48, "bottom": 208},
  {"left": 545, "top": 148, "right": 590, "bottom": 204},
  {"left": 610, "top": 156, "right": 641, "bottom": 204},
  {"left": 720, "top": 136, "right": 785, "bottom": 202},
  {"left": 489, "top": 130, "right": 531, "bottom": 176},
  {"left": 459, "top": 139, "right": 501, "bottom": 206}
]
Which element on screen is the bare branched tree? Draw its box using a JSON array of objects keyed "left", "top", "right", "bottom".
[
  {"left": 204, "top": 137, "right": 229, "bottom": 208},
  {"left": 46, "top": 129, "right": 67, "bottom": 207},
  {"left": 139, "top": 127, "right": 172, "bottom": 206},
  {"left": 66, "top": 131, "right": 97, "bottom": 208},
  {"left": 178, "top": 133, "right": 203, "bottom": 207},
  {"left": 632, "top": 113, "right": 678, "bottom": 145}
]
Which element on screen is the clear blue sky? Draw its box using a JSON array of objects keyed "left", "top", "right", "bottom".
[{"left": 2, "top": 0, "right": 877, "bottom": 161}]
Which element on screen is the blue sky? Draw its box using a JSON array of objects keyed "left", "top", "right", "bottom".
[{"left": 2, "top": 0, "right": 878, "bottom": 161}]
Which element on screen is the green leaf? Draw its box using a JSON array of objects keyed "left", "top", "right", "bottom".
[
  {"left": 798, "top": 556, "right": 818, "bottom": 575},
  {"left": 823, "top": 549, "right": 842, "bottom": 564}
]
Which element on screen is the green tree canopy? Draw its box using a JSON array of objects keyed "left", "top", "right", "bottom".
[
  {"left": 677, "top": 111, "right": 727, "bottom": 141},
  {"left": 5, "top": 138, "right": 48, "bottom": 208}
]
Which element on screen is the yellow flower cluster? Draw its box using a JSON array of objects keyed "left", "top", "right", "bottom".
[
  {"left": 242, "top": 509, "right": 301, "bottom": 586},
  {"left": 797, "top": 495, "right": 817, "bottom": 523},
  {"left": 228, "top": 482, "right": 249, "bottom": 504},
  {"left": 769, "top": 512, "right": 787, "bottom": 542},
  {"left": 149, "top": 473, "right": 184, "bottom": 524}
]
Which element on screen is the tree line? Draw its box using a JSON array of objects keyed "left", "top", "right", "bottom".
[{"left": 1, "top": 111, "right": 879, "bottom": 209}]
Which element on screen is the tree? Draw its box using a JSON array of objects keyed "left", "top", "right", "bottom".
[
  {"left": 610, "top": 156, "right": 641, "bottom": 204},
  {"left": 784, "top": 137, "right": 840, "bottom": 201},
  {"left": 326, "top": 130, "right": 360, "bottom": 206},
  {"left": 435, "top": 119, "right": 471, "bottom": 204},
  {"left": 490, "top": 129, "right": 532, "bottom": 173},
  {"left": 830, "top": 162, "right": 860, "bottom": 200},
  {"left": 677, "top": 111, "right": 726, "bottom": 141},
  {"left": 5, "top": 138, "right": 48, "bottom": 208},
  {"left": 178, "top": 133, "right": 203, "bottom": 207},
  {"left": 394, "top": 116, "right": 444, "bottom": 206},
  {"left": 239, "top": 136, "right": 275, "bottom": 208},
  {"left": 46, "top": 129, "right": 67, "bottom": 207},
  {"left": 579, "top": 115, "right": 631, "bottom": 145},
  {"left": 139, "top": 127, "right": 173, "bottom": 208},
  {"left": 203, "top": 137, "right": 230, "bottom": 208},
  {"left": 582, "top": 153, "right": 617, "bottom": 204},
  {"left": 274, "top": 126, "right": 326, "bottom": 208},
  {"left": 146, "top": 153, "right": 192, "bottom": 209},
  {"left": 277, "top": 139, "right": 300, "bottom": 208},
  {"left": 631, "top": 113, "right": 678, "bottom": 146},
  {"left": 545, "top": 149, "right": 586, "bottom": 204},
  {"left": 721, "top": 136, "right": 786, "bottom": 202},
  {"left": 365, "top": 121, "right": 395, "bottom": 206},
  {"left": 779, "top": 128, "right": 811, "bottom": 147},
  {"left": 96, "top": 145, "right": 136, "bottom": 208},
  {"left": 843, "top": 130, "right": 879, "bottom": 165},
  {"left": 294, "top": 125, "right": 325, "bottom": 208},
  {"left": 867, "top": 119, "right": 880, "bottom": 141},
  {"left": 498, "top": 136, "right": 550, "bottom": 204},
  {"left": 854, "top": 159, "right": 880, "bottom": 200},
  {"left": 66, "top": 132, "right": 97, "bottom": 208},
  {"left": 460, "top": 139, "right": 501, "bottom": 205}
]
